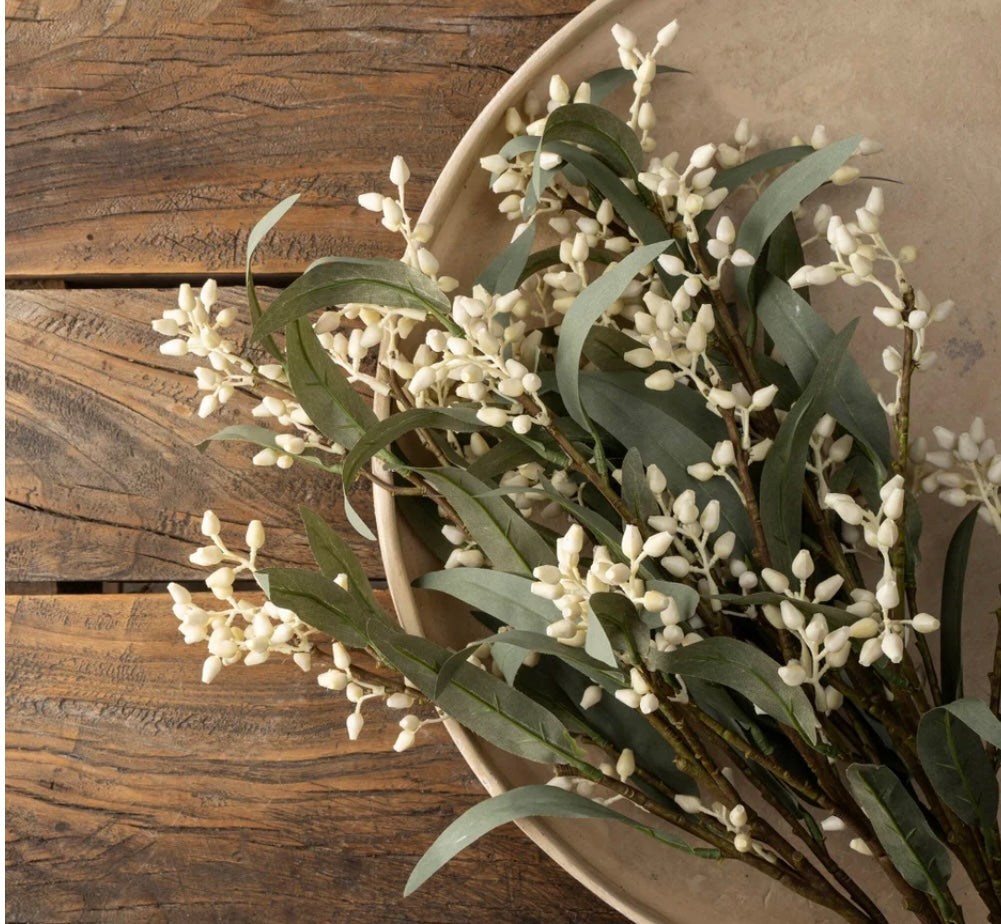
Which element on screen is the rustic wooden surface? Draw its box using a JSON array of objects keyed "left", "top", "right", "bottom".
[
  {"left": 6, "top": 593, "right": 626, "bottom": 924},
  {"left": 5, "top": 2, "right": 632, "bottom": 922}
]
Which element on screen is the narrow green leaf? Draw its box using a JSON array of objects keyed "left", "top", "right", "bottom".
[
  {"left": 733, "top": 136, "right": 861, "bottom": 305},
  {"left": 756, "top": 277, "right": 891, "bottom": 463},
  {"left": 940, "top": 508, "right": 979, "bottom": 702},
  {"left": 712, "top": 146, "right": 813, "bottom": 194},
  {"left": 406, "top": 783, "right": 717, "bottom": 895},
  {"left": 542, "top": 143, "right": 668, "bottom": 245},
  {"left": 579, "top": 373, "right": 751, "bottom": 555},
  {"left": 253, "top": 257, "right": 451, "bottom": 340},
  {"left": 942, "top": 697, "right": 1001, "bottom": 750},
  {"left": 655, "top": 637, "right": 820, "bottom": 744},
  {"left": 263, "top": 566, "right": 385, "bottom": 649},
  {"left": 196, "top": 424, "right": 339, "bottom": 472},
  {"left": 918, "top": 707, "right": 999, "bottom": 828},
  {"left": 299, "top": 506, "right": 380, "bottom": 613},
  {"left": 245, "top": 193, "right": 300, "bottom": 361},
  {"left": 467, "top": 437, "right": 540, "bottom": 481},
  {"left": 340, "top": 406, "right": 484, "bottom": 492},
  {"left": 621, "top": 447, "right": 658, "bottom": 524},
  {"left": 759, "top": 321, "right": 856, "bottom": 573},
  {"left": 476, "top": 222, "right": 537, "bottom": 295},
  {"left": 542, "top": 103, "right": 644, "bottom": 179},
  {"left": 846, "top": 764, "right": 954, "bottom": 917},
  {"left": 587, "top": 65, "right": 684, "bottom": 104},
  {"left": 420, "top": 468, "right": 556, "bottom": 575},
  {"left": 366, "top": 619, "right": 586, "bottom": 769},
  {"left": 416, "top": 568, "right": 557, "bottom": 634},
  {"left": 285, "top": 318, "right": 378, "bottom": 449},
  {"left": 556, "top": 240, "right": 671, "bottom": 432},
  {"left": 589, "top": 592, "right": 648, "bottom": 665}
]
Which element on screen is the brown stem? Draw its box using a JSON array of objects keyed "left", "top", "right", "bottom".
[{"left": 721, "top": 408, "right": 772, "bottom": 570}]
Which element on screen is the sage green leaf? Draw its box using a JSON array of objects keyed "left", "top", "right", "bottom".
[
  {"left": 416, "top": 568, "right": 557, "bottom": 634},
  {"left": 366, "top": 619, "right": 586, "bottom": 769},
  {"left": 579, "top": 373, "right": 751, "bottom": 554},
  {"left": 621, "top": 447, "right": 658, "bottom": 524},
  {"left": 197, "top": 424, "right": 339, "bottom": 472},
  {"left": 587, "top": 64, "right": 684, "bottom": 104},
  {"left": 542, "top": 103, "right": 644, "bottom": 179},
  {"left": 918, "top": 706, "right": 999, "bottom": 828},
  {"left": 543, "top": 143, "right": 668, "bottom": 245},
  {"left": 655, "top": 637, "right": 820, "bottom": 744},
  {"left": 340, "top": 405, "right": 483, "bottom": 492},
  {"left": 405, "top": 783, "right": 718, "bottom": 895},
  {"left": 759, "top": 321, "right": 856, "bottom": 573},
  {"left": 437, "top": 629, "right": 624, "bottom": 697},
  {"left": 420, "top": 468, "right": 556, "bottom": 575},
  {"left": 518, "top": 243, "right": 613, "bottom": 286},
  {"left": 582, "top": 326, "right": 644, "bottom": 371},
  {"left": 468, "top": 437, "right": 540, "bottom": 481},
  {"left": 285, "top": 318, "right": 378, "bottom": 450},
  {"left": 253, "top": 257, "right": 452, "bottom": 340},
  {"left": 556, "top": 240, "right": 672, "bottom": 432},
  {"left": 712, "top": 146, "right": 813, "bottom": 194},
  {"left": 646, "top": 580, "right": 700, "bottom": 623},
  {"left": 846, "top": 764, "right": 955, "bottom": 917},
  {"left": 299, "top": 506, "right": 380, "bottom": 614},
  {"left": 756, "top": 277, "right": 891, "bottom": 463},
  {"left": 714, "top": 592, "right": 853, "bottom": 628},
  {"left": 245, "top": 193, "right": 300, "bottom": 361},
  {"left": 942, "top": 697, "right": 1001, "bottom": 750},
  {"left": 476, "top": 221, "right": 537, "bottom": 295},
  {"left": 590, "top": 591, "right": 649, "bottom": 665},
  {"left": 263, "top": 566, "right": 385, "bottom": 649},
  {"left": 940, "top": 508, "right": 979, "bottom": 702},
  {"left": 733, "top": 136, "right": 861, "bottom": 305}
]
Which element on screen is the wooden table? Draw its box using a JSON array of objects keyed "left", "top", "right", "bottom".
[{"left": 6, "top": 4, "right": 629, "bottom": 920}]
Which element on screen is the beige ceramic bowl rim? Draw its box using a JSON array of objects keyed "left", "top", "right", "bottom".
[{"left": 371, "top": 1, "right": 660, "bottom": 921}]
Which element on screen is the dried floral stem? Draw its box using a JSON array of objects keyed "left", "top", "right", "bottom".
[{"left": 721, "top": 408, "right": 772, "bottom": 570}]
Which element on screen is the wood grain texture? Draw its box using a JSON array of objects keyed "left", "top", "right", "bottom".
[
  {"left": 5, "top": 286, "right": 381, "bottom": 583},
  {"left": 6, "top": 592, "right": 628, "bottom": 924},
  {"left": 6, "top": 0, "right": 583, "bottom": 278}
]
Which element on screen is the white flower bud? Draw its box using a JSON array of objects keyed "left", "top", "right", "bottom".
[
  {"left": 813, "top": 574, "right": 844, "bottom": 603},
  {"left": 791, "top": 550, "right": 815, "bottom": 581},
  {"left": 476, "top": 406, "right": 509, "bottom": 428},
  {"left": 201, "top": 655, "right": 223, "bottom": 684},
  {"left": 730, "top": 249, "right": 755, "bottom": 267},
  {"left": 881, "top": 632, "right": 904, "bottom": 663},
  {"left": 911, "top": 613, "right": 940, "bottom": 634},
  {"left": 615, "top": 748, "right": 636, "bottom": 781},
  {"left": 761, "top": 568, "right": 790, "bottom": 594},
  {"left": 859, "top": 636, "right": 884, "bottom": 667},
  {"left": 580, "top": 685, "right": 603, "bottom": 710},
  {"left": 780, "top": 600, "right": 805, "bottom": 631},
  {"left": 346, "top": 712, "right": 365, "bottom": 741},
  {"left": 876, "top": 579, "right": 900, "bottom": 611},
  {"left": 189, "top": 546, "right": 224, "bottom": 567},
  {"left": 656, "top": 19, "right": 680, "bottom": 47},
  {"left": 358, "top": 192, "right": 385, "bottom": 212},
  {"left": 201, "top": 510, "right": 221, "bottom": 537},
  {"left": 389, "top": 155, "right": 410, "bottom": 187},
  {"left": 614, "top": 689, "right": 641, "bottom": 709},
  {"left": 688, "top": 462, "right": 716, "bottom": 482},
  {"left": 393, "top": 729, "right": 416, "bottom": 752},
  {"left": 690, "top": 143, "right": 716, "bottom": 170},
  {"left": 611, "top": 22, "right": 637, "bottom": 50},
  {"left": 849, "top": 617, "right": 880, "bottom": 639},
  {"left": 640, "top": 692, "right": 660, "bottom": 714}
]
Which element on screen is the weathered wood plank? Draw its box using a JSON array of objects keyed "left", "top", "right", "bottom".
[
  {"left": 6, "top": 592, "right": 628, "bottom": 923},
  {"left": 5, "top": 286, "right": 381, "bottom": 582},
  {"left": 6, "top": 0, "right": 581, "bottom": 278}
]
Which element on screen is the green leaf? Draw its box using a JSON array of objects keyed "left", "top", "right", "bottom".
[
  {"left": 420, "top": 468, "right": 556, "bottom": 575},
  {"left": 365, "top": 619, "right": 587, "bottom": 770},
  {"left": 714, "top": 592, "right": 853, "bottom": 628},
  {"left": 299, "top": 506, "right": 380, "bottom": 614},
  {"left": 759, "top": 321, "right": 856, "bottom": 573},
  {"left": 263, "top": 566, "right": 386, "bottom": 649},
  {"left": 712, "top": 146, "right": 813, "bottom": 194},
  {"left": 416, "top": 568, "right": 557, "bottom": 634},
  {"left": 733, "top": 136, "right": 861, "bottom": 306},
  {"left": 196, "top": 424, "right": 339, "bottom": 472},
  {"left": 541, "top": 103, "right": 644, "bottom": 179},
  {"left": 756, "top": 277, "right": 891, "bottom": 463},
  {"left": 940, "top": 508, "right": 979, "bottom": 702},
  {"left": 542, "top": 143, "right": 668, "bottom": 245},
  {"left": 437, "top": 629, "right": 624, "bottom": 697},
  {"left": 918, "top": 706, "right": 999, "bottom": 828},
  {"left": 340, "top": 405, "right": 484, "bottom": 492},
  {"left": 556, "top": 240, "right": 672, "bottom": 433},
  {"left": 285, "top": 318, "right": 378, "bottom": 450},
  {"left": 587, "top": 64, "right": 684, "bottom": 104},
  {"left": 253, "top": 257, "right": 452, "bottom": 340},
  {"left": 654, "top": 637, "right": 820, "bottom": 744},
  {"left": 245, "top": 193, "right": 300, "bottom": 361},
  {"left": 581, "top": 326, "right": 644, "bottom": 371},
  {"left": 406, "top": 783, "right": 718, "bottom": 895},
  {"left": 846, "top": 764, "right": 955, "bottom": 918},
  {"left": 589, "top": 592, "right": 648, "bottom": 666},
  {"left": 476, "top": 222, "right": 537, "bottom": 295},
  {"left": 467, "top": 437, "right": 541, "bottom": 481},
  {"left": 620, "top": 447, "right": 658, "bottom": 524},
  {"left": 579, "top": 373, "right": 751, "bottom": 554},
  {"left": 942, "top": 697, "right": 1001, "bottom": 750}
]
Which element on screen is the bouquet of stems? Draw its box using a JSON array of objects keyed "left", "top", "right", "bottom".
[{"left": 154, "top": 20, "right": 1001, "bottom": 924}]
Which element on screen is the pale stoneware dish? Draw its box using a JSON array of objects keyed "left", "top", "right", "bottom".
[{"left": 373, "top": 1, "right": 1001, "bottom": 921}]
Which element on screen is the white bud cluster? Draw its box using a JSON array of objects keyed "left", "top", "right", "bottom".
[
  {"left": 170, "top": 513, "right": 316, "bottom": 684},
  {"left": 154, "top": 280, "right": 255, "bottom": 419},
  {"left": 611, "top": 19, "right": 679, "bottom": 152},
  {"left": 920, "top": 418, "right": 1001, "bottom": 534},
  {"left": 674, "top": 796, "right": 776, "bottom": 862}
]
